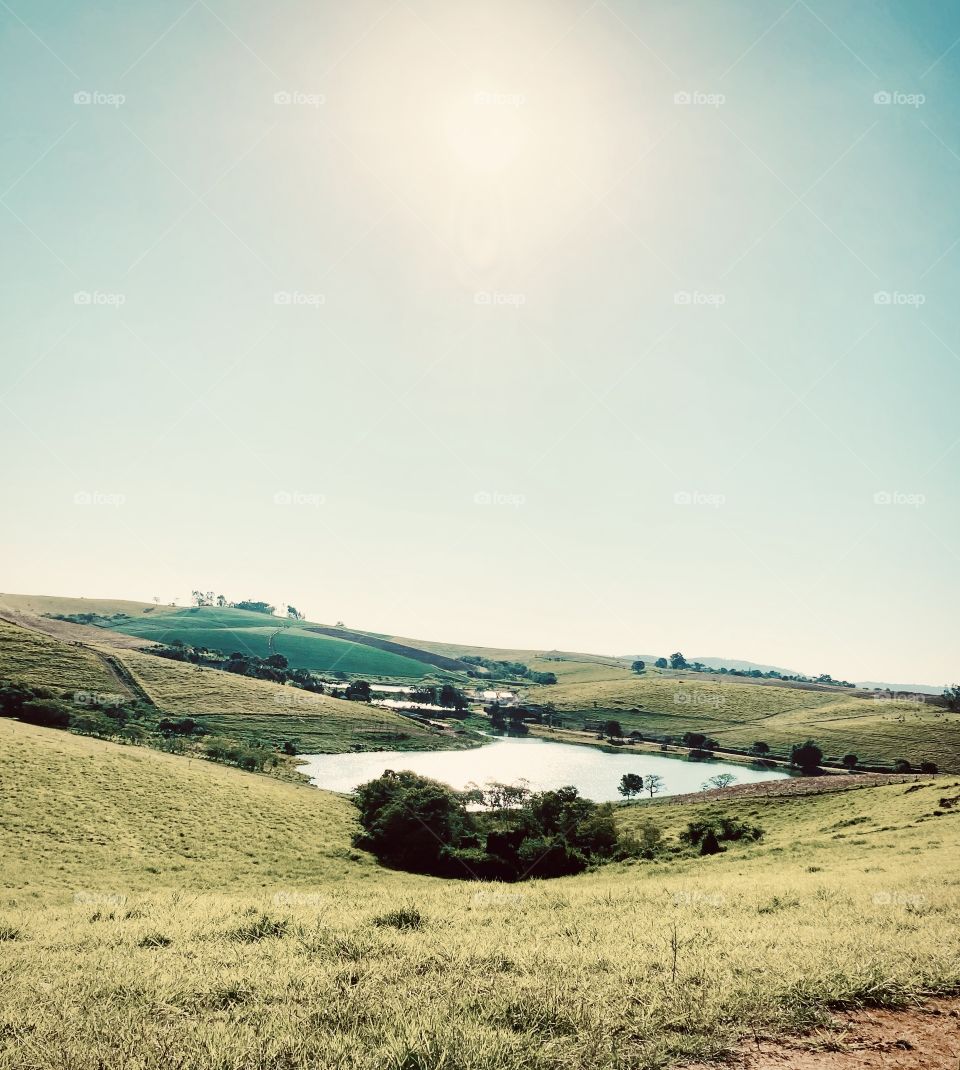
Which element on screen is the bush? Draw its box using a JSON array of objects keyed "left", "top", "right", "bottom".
[
  {"left": 372, "top": 906, "right": 425, "bottom": 931},
  {"left": 681, "top": 816, "right": 764, "bottom": 855},
  {"left": 18, "top": 698, "right": 73, "bottom": 729},
  {"left": 229, "top": 913, "right": 288, "bottom": 942},
  {"left": 354, "top": 774, "right": 624, "bottom": 881}
]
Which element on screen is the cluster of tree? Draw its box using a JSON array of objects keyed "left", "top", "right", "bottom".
[
  {"left": 153, "top": 642, "right": 327, "bottom": 693},
  {"left": 489, "top": 704, "right": 531, "bottom": 735},
  {"left": 650, "top": 652, "right": 854, "bottom": 687},
  {"left": 461, "top": 656, "right": 557, "bottom": 685},
  {"left": 680, "top": 816, "right": 764, "bottom": 855},
  {"left": 48, "top": 612, "right": 130, "bottom": 627},
  {"left": 0, "top": 680, "right": 288, "bottom": 773},
  {"left": 406, "top": 684, "right": 469, "bottom": 711},
  {"left": 189, "top": 591, "right": 289, "bottom": 616},
  {"left": 944, "top": 685, "right": 960, "bottom": 711},
  {"left": 617, "top": 772, "right": 665, "bottom": 798},
  {"left": 353, "top": 771, "right": 631, "bottom": 880}
]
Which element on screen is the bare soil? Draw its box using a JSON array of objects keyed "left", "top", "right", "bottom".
[{"left": 684, "top": 997, "right": 960, "bottom": 1069}]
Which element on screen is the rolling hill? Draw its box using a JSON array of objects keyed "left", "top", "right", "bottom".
[
  {"left": 1, "top": 591, "right": 956, "bottom": 769},
  {"left": 1, "top": 717, "right": 958, "bottom": 1070}
]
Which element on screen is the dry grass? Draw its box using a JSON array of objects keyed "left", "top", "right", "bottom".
[
  {"left": 1, "top": 720, "right": 958, "bottom": 1070},
  {"left": 0, "top": 620, "right": 119, "bottom": 694}
]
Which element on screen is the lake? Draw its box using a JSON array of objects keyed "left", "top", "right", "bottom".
[{"left": 300, "top": 735, "right": 790, "bottom": 801}]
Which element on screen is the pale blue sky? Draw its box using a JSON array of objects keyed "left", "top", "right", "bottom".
[{"left": 1, "top": 1, "right": 958, "bottom": 683}]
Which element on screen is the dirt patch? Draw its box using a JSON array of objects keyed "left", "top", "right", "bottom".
[
  {"left": 685, "top": 997, "right": 960, "bottom": 1069},
  {"left": 660, "top": 772, "right": 933, "bottom": 805}
]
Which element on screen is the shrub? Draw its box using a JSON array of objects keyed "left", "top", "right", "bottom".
[
  {"left": 18, "top": 698, "right": 73, "bottom": 729},
  {"left": 229, "top": 913, "right": 288, "bottom": 942},
  {"left": 372, "top": 907, "right": 425, "bottom": 931}
]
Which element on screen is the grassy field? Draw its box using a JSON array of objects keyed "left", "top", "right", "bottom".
[
  {"left": 2, "top": 718, "right": 958, "bottom": 1070},
  {"left": 533, "top": 670, "right": 958, "bottom": 771},
  {"left": 107, "top": 607, "right": 458, "bottom": 680},
  {"left": 0, "top": 617, "right": 461, "bottom": 754},
  {"left": 114, "top": 650, "right": 457, "bottom": 752},
  {"left": 0, "top": 619, "right": 122, "bottom": 694}
]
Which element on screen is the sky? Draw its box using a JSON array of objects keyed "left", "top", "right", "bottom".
[{"left": 1, "top": 0, "right": 958, "bottom": 685}]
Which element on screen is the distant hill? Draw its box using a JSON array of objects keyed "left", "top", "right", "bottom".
[
  {"left": 620, "top": 654, "right": 801, "bottom": 675},
  {"left": 855, "top": 680, "right": 945, "bottom": 697}
]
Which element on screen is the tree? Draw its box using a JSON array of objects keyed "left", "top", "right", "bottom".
[
  {"left": 791, "top": 740, "right": 823, "bottom": 774},
  {"left": 702, "top": 773, "right": 736, "bottom": 791},
  {"left": 216, "top": 594, "right": 227, "bottom": 607},
  {"left": 654, "top": 658, "right": 669, "bottom": 669},
  {"left": 631, "top": 660, "right": 646, "bottom": 674},
  {"left": 894, "top": 758, "right": 912, "bottom": 773},
  {"left": 842, "top": 753, "right": 858, "bottom": 770},
  {"left": 645, "top": 773, "right": 665, "bottom": 798},
  {"left": 287, "top": 604, "right": 304, "bottom": 620},
  {"left": 751, "top": 741, "right": 770, "bottom": 756},
  {"left": 345, "top": 680, "right": 372, "bottom": 702},
  {"left": 618, "top": 773, "right": 644, "bottom": 799},
  {"left": 682, "top": 732, "right": 707, "bottom": 750},
  {"left": 265, "top": 654, "right": 288, "bottom": 670},
  {"left": 603, "top": 719, "right": 623, "bottom": 739},
  {"left": 920, "top": 760, "right": 938, "bottom": 774},
  {"left": 669, "top": 652, "right": 687, "bottom": 670},
  {"left": 943, "top": 685, "right": 960, "bottom": 712},
  {"left": 438, "top": 684, "right": 467, "bottom": 711}
]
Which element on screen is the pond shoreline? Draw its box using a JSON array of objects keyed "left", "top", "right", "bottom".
[{"left": 299, "top": 732, "right": 792, "bottom": 802}]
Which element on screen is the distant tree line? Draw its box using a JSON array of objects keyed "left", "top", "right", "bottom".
[
  {"left": 648, "top": 651, "right": 856, "bottom": 688},
  {"left": 461, "top": 655, "right": 557, "bottom": 685},
  {"left": 0, "top": 680, "right": 285, "bottom": 772}
]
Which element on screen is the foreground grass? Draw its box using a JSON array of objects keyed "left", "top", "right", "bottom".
[{"left": 2, "top": 719, "right": 959, "bottom": 1069}]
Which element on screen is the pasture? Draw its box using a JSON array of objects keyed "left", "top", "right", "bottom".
[{"left": 1, "top": 718, "right": 958, "bottom": 1070}]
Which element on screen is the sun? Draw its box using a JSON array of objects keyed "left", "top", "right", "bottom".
[{"left": 444, "top": 90, "right": 528, "bottom": 175}]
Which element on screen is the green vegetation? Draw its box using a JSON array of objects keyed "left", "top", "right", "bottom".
[
  {"left": 535, "top": 668, "right": 959, "bottom": 771},
  {"left": 108, "top": 606, "right": 454, "bottom": 679},
  {"left": 1, "top": 718, "right": 958, "bottom": 1070},
  {"left": 354, "top": 772, "right": 626, "bottom": 879}
]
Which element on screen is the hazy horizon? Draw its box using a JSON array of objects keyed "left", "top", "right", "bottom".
[{"left": 3, "top": 1, "right": 959, "bottom": 684}]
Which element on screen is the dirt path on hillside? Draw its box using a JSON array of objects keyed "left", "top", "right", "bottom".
[{"left": 685, "top": 997, "right": 960, "bottom": 1069}]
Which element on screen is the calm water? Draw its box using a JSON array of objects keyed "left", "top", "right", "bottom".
[{"left": 300, "top": 735, "right": 790, "bottom": 802}]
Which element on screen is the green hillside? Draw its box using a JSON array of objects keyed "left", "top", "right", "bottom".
[
  {"left": 526, "top": 665, "right": 958, "bottom": 772},
  {"left": 105, "top": 606, "right": 465, "bottom": 680},
  {"left": 1, "top": 719, "right": 958, "bottom": 1070}
]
